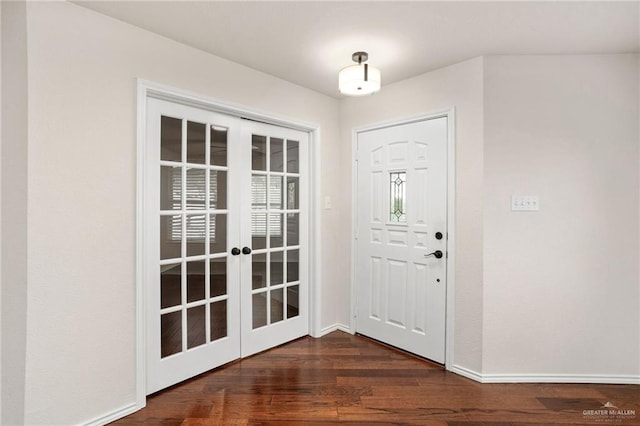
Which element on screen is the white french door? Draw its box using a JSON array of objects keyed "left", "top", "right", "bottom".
[
  {"left": 240, "top": 120, "right": 309, "bottom": 357},
  {"left": 355, "top": 117, "right": 448, "bottom": 363},
  {"left": 144, "top": 98, "right": 309, "bottom": 394}
]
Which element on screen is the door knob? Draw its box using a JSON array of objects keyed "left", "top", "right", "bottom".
[
  {"left": 435, "top": 232, "right": 443, "bottom": 240},
  {"left": 424, "top": 250, "right": 443, "bottom": 259},
  {"left": 231, "top": 247, "right": 241, "bottom": 256},
  {"left": 242, "top": 246, "right": 252, "bottom": 255}
]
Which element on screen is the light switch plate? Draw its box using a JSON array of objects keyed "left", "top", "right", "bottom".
[
  {"left": 324, "top": 196, "right": 332, "bottom": 210},
  {"left": 511, "top": 195, "right": 539, "bottom": 211}
]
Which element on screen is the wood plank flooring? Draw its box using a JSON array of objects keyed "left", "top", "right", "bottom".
[{"left": 112, "top": 331, "right": 639, "bottom": 425}]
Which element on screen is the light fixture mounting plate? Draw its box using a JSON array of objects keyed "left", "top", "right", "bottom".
[{"left": 352, "top": 51, "right": 368, "bottom": 64}]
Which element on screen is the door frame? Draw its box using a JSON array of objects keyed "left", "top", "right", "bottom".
[
  {"left": 135, "top": 79, "right": 322, "bottom": 409},
  {"left": 350, "top": 108, "right": 456, "bottom": 370}
]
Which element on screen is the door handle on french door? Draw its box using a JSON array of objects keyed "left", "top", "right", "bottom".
[
  {"left": 424, "top": 250, "right": 443, "bottom": 259},
  {"left": 231, "top": 247, "right": 241, "bottom": 256},
  {"left": 242, "top": 246, "right": 252, "bottom": 255}
]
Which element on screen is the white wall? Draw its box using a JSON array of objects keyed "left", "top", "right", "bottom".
[
  {"left": 340, "top": 57, "right": 485, "bottom": 373},
  {"left": 482, "top": 55, "right": 640, "bottom": 377},
  {"left": 1, "top": 1, "right": 29, "bottom": 424},
  {"left": 23, "top": 2, "right": 341, "bottom": 424}
]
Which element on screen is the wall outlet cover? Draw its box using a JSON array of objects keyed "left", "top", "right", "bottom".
[{"left": 511, "top": 195, "right": 539, "bottom": 211}]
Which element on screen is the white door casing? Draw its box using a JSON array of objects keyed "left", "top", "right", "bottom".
[
  {"left": 355, "top": 117, "right": 448, "bottom": 363},
  {"left": 144, "top": 97, "right": 309, "bottom": 394}
]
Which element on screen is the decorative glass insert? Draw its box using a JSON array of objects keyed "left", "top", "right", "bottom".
[{"left": 389, "top": 171, "right": 407, "bottom": 223}]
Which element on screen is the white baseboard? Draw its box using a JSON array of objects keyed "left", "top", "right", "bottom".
[
  {"left": 450, "top": 364, "right": 484, "bottom": 382},
  {"left": 480, "top": 374, "right": 640, "bottom": 385},
  {"left": 83, "top": 402, "right": 141, "bottom": 426},
  {"left": 450, "top": 365, "right": 640, "bottom": 385},
  {"left": 317, "top": 323, "right": 353, "bottom": 337}
]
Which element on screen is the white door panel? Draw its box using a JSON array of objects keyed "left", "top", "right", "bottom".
[
  {"left": 146, "top": 98, "right": 242, "bottom": 393},
  {"left": 239, "top": 120, "right": 309, "bottom": 357},
  {"left": 356, "top": 117, "right": 447, "bottom": 363}
]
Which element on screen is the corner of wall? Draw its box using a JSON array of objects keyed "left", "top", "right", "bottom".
[
  {"left": 477, "top": 55, "right": 486, "bottom": 376},
  {"left": 1, "top": 1, "right": 28, "bottom": 424},
  {"left": 637, "top": 52, "right": 640, "bottom": 376},
  {"left": 0, "top": 2, "right": 3, "bottom": 422}
]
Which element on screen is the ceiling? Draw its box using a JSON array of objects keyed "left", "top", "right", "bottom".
[{"left": 74, "top": 1, "right": 640, "bottom": 99}]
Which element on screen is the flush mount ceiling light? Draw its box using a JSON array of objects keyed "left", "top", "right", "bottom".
[{"left": 338, "top": 51, "right": 381, "bottom": 96}]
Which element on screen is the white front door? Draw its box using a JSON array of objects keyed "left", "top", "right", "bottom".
[
  {"left": 355, "top": 117, "right": 448, "bottom": 363},
  {"left": 144, "top": 98, "right": 309, "bottom": 394}
]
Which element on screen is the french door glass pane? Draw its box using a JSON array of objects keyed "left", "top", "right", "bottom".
[
  {"left": 287, "top": 140, "right": 299, "bottom": 173},
  {"left": 287, "top": 249, "right": 299, "bottom": 283},
  {"left": 161, "top": 311, "right": 182, "bottom": 358},
  {"left": 287, "top": 286, "right": 300, "bottom": 319},
  {"left": 160, "top": 166, "right": 181, "bottom": 211},
  {"left": 187, "top": 305, "right": 206, "bottom": 349},
  {"left": 271, "top": 288, "right": 284, "bottom": 324},
  {"left": 187, "top": 260, "right": 206, "bottom": 303},
  {"left": 252, "top": 135, "right": 267, "bottom": 171},
  {"left": 210, "top": 126, "right": 228, "bottom": 167},
  {"left": 251, "top": 212, "right": 267, "bottom": 250},
  {"left": 210, "top": 301, "right": 227, "bottom": 341},
  {"left": 252, "top": 253, "right": 266, "bottom": 289},
  {"left": 186, "top": 168, "right": 206, "bottom": 210},
  {"left": 251, "top": 175, "right": 267, "bottom": 209},
  {"left": 270, "top": 176, "right": 284, "bottom": 210},
  {"left": 209, "top": 214, "right": 227, "bottom": 254},
  {"left": 210, "top": 258, "right": 226, "bottom": 297},
  {"left": 186, "top": 214, "right": 206, "bottom": 257},
  {"left": 271, "top": 251, "right": 284, "bottom": 285},
  {"left": 270, "top": 138, "right": 283, "bottom": 172},
  {"left": 252, "top": 292, "right": 267, "bottom": 328},
  {"left": 160, "top": 264, "right": 181, "bottom": 309},
  {"left": 270, "top": 213, "right": 284, "bottom": 248},
  {"left": 160, "top": 215, "right": 181, "bottom": 260},
  {"left": 209, "top": 170, "right": 227, "bottom": 209},
  {"left": 287, "top": 177, "right": 299, "bottom": 209},
  {"left": 161, "top": 116, "right": 181, "bottom": 162},
  {"left": 186, "top": 121, "right": 206, "bottom": 164},
  {"left": 287, "top": 213, "right": 299, "bottom": 246}
]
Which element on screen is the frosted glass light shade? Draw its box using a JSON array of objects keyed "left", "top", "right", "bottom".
[{"left": 338, "top": 64, "right": 381, "bottom": 96}]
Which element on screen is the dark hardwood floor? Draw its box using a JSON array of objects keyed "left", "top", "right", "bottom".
[{"left": 112, "top": 331, "right": 639, "bottom": 425}]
